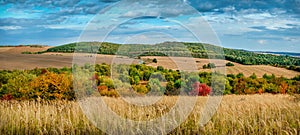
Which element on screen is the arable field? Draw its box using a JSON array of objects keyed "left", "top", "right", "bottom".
[
  {"left": 0, "top": 94, "right": 299, "bottom": 134},
  {"left": 0, "top": 47, "right": 299, "bottom": 78},
  {"left": 0, "top": 52, "right": 140, "bottom": 70},
  {"left": 0, "top": 46, "right": 51, "bottom": 53},
  {"left": 142, "top": 56, "right": 300, "bottom": 78}
]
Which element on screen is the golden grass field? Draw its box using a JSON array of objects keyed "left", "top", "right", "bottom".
[{"left": 0, "top": 94, "right": 299, "bottom": 134}]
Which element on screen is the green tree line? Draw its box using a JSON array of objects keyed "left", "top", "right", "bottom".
[{"left": 0, "top": 64, "right": 299, "bottom": 100}]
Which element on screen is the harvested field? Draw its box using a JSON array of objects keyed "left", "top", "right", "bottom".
[
  {"left": 0, "top": 51, "right": 299, "bottom": 78},
  {"left": 142, "top": 56, "right": 300, "bottom": 78},
  {"left": 0, "top": 52, "right": 139, "bottom": 70},
  {"left": 0, "top": 47, "right": 13, "bottom": 52},
  {"left": 0, "top": 46, "right": 51, "bottom": 53}
]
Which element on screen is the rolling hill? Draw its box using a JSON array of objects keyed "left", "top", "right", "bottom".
[{"left": 46, "top": 42, "right": 300, "bottom": 68}]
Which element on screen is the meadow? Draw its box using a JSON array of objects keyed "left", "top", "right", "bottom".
[
  {"left": 1, "top": 44, "right": 299, "bottom": 134},
  {"left": 0, "top": 94, "right": 299, "bottom": 134}
]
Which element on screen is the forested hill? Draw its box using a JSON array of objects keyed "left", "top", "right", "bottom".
[{"left": 46, "top": 42, "right": 300, "bottom": 69}]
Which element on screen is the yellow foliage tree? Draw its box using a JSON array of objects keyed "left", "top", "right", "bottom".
[{"left": 30, "top": 72, "right": 74, "bottom": 100}]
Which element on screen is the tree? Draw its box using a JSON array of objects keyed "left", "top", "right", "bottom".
[
  {"left": 203, "top": 63, "right": 216, "bottom": 69},
  {"left": 133, "top": 76, "right": 140, "bottom": 85},
  {"left": 129, "top": 67, "right": 139, "bottom": 77},
  {"left": 147, "top": 78, "right": 164, "bottom": 94},
  {"left": 280, "top": 82, "right": 288, "bottom": 94},
  {"left": 0, "top": 72, "right": 36, "bottom": 100},
  {"left": 189, "top": 82, "right": 211, "bottom": 96},
  {"left": 250, "top": 73, "right": 257, "bottom": 79},
  {"left": 157, "top": 66, "right": 164, "bottom": 71},
  {"left": 226, "top": 62, "right": 234, "bottom": 66},
  {"left": 233, "top": 78, "right": 246, "bottom": 94},
  {"left": 165, "top": 72, "right": 175, "bottom": 82},
  {"left": 224, "top": 79, "right": 232, "bottom": 94},
  {"left": 143, "top": 70, "right": 152, "bottom": 81},
  {"left": 152, "top": 58, "right": 157, "bottom": 63},
  {"left": 186, "top": 75, "right": 200, "bottom": 92},
  {"left": 30, "top": 72, "right": 74, "bottom": 100},
  {"left": 263, "top": 83, "right": 279, "bottom": 94},
  {"left": 236, "top": 73, "right": 244, "bottom": 78},
  {"left": 133, "top": 85, "right": 148, "bottom": 94},
  {"left": 165, "top": 81, "right": 177, "bottom": 95},
  {"left": 208, "top": 63, "right": 216, "bottom": 68}
]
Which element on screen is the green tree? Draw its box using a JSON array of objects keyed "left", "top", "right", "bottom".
[
  {"left": 152, "top": 58, "right": 157, "bottom": 63},
  {"left": 1, "top": 72, "right": 36, "bottom": 100},
  {"left": 236, "top": 73, "right": 244, "bottom": 78},
  {"left": 147, "top": 78, "right": 164, "bottom": 94},
  {"left": 165, "top": 81, "right": 178, "bottom": 95},
  {"left": 226, "top": 62, "right": 235, "bottom": 66},
  {"left": 133, "top": 76, "right": 140, "bottom": 85},
  {"left": 250, "top": 73, "right": 257, "bottom": 79}
]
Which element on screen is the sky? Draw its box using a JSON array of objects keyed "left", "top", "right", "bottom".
[{"left": 0, "top": 0, "right": 299, "bottom": 52}]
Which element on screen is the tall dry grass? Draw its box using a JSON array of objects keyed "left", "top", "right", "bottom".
[{"left": 0, "top": 94, "right": 299, "bottom": 134}]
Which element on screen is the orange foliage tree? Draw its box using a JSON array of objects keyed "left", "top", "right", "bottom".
[{"left": 30, "top": 72, "right": 74, "bottom": 100}]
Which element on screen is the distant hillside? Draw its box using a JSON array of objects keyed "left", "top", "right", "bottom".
[
  {"left": 46, "top": 42, "right": 300, "bottom": 70},
  {"left": 0, "top": 44, "right": 48, "bottom": 47},
  {"left": 254, "top": 51, "right": 300, "bottom": 58}
]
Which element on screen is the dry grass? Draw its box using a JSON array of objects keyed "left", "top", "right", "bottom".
[{"left": 0, "top": 94, "right": 299, "bottom": 134}]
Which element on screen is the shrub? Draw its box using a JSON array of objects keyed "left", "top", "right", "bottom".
[
  {"left": 152, "top": 58, "right": 157, "bottom": 63},
  {"left": 21, "top": 51, "right": 32, "bottom": 54},
  {"left": 203, "top": 63, "right": 216, "bottom": 69},
  {"left": 156, "top": 66, "right": 164, "bottom": 71},
  {"left": 98, "top": 85, "right": 119, "bottom": 97},
  {"left": 133, "top": 85, "right": 148, "bottom": 94},
  {"left": 226, "top": 62, "right": 234, "bottom": 66}
]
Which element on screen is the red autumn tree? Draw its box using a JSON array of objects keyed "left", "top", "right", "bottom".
[{"left": 189, "top": 82, "right": 211, "bottom": 96}]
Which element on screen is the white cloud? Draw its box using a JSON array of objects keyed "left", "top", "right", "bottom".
[
  {"left": 258, "top": 40, "right": 266, "bottom": 45},
  {"left": 42, "top": 24, "right": 85, "bottom": 30},
  {"left": 283, "top": 37, "right": 298, "bottom": 42},
  {"left": 0, "top": 26, "right": 23, "bottom": 30},
  {"left": 242, "top": 12, "right": 273, "bottom": 20},
  {"left": 121, "top": 11, "right": 160, "bottom": 18}
]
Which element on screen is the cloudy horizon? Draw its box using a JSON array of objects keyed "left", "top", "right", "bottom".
[{"left": 0, "top": 0, "right": 299, "bottom": 52}]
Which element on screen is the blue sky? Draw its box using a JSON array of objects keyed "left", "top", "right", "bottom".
[{"left": 0, "top": 0, "right": 299, "bottom": 52}]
